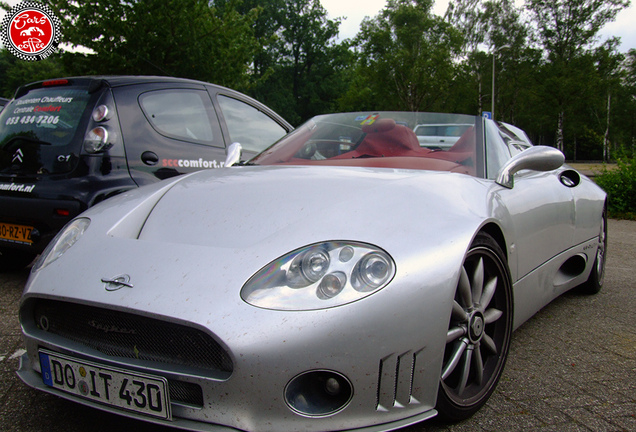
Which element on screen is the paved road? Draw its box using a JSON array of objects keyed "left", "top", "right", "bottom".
[{"left": 1, "top": 220, "right": 634, "bottom": 432}]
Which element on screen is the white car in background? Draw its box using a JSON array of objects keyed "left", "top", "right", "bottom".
[{"left": 414, "top": 123, "right": 473, "bottom": 149}]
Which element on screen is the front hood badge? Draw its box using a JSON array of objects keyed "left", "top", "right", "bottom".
[{"left": 101, "top": 274, "right": 133, "bottom": 291}]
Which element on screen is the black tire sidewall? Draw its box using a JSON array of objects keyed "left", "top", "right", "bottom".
[
  {"left": 436, "top": 232, "right": 514, "bottom": 422},
  {"left": 578, "top": 208, "right": 607, "bottom": 295}
]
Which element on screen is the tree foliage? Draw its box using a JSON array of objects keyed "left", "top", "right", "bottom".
[
  {"left": 47, "top": 0, "right": 260, "bottom": 89},
  {"left": 343, "top": 0, "right": 463, "bottom": 112}
]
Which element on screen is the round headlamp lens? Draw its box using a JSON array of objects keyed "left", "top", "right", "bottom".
[
  {"left": 357, "top": 252, "right": 392, "bottom": 290},
  {"left": 301, "top": 248, "right": 330, "bottom": 282}
]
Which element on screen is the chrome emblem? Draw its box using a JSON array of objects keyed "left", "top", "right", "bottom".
[
  {"left": 12, "top": 148, "right": 24, "bottom": 163},
  {"left": 101, "top": 274, "right": 133, "bottom": 291}
]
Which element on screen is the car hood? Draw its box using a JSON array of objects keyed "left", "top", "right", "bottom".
[
  {"left": 24, "top": 165, "right": 493, "bottom": 330},
  {"left": 119, "top": 165, "right": 487, "bottom": 250}
]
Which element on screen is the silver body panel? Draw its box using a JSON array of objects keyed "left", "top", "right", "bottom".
[{"left": 18, "top": 116, "right": 606, "bottom": 431}]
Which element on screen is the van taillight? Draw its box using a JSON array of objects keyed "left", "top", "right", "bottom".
[
  {"left": 92, "top": 105, "right": 110, "bottom": 122},
  {"left": 84, "top": 126, "right": 111, "bottom": 153}
]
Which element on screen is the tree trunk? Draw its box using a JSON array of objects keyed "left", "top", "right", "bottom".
[
  {"left": 556, "top": 111, "right": 564, "bottom": 152},
  {"left": 603, "top": 92, "right": 611, "bottom": 162},
  {"left": 478, "top": 72, "right": 482, "bottom": 116}
]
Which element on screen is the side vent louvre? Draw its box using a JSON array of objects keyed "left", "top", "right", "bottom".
[{"left": 376, "top": 348, "right": 424, "bottom": 411}]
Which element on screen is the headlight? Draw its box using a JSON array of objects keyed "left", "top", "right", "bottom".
[
  {"left": 31, "top": 218, "right": 90, "bottom": 273},
  {"left": 241, "top": 241, "right": 395, "bottom": 310}
]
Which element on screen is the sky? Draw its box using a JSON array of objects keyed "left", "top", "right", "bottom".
[
  {"left": 321, "top": 0, "right": 636, "bottom": 53},
  {"left": 1, "top": 0, "right": 635, "bottom": 53}
]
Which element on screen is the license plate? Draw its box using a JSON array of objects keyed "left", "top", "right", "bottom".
[
  {"left": 0, "top": 222, "right": 33, "bottom": 244},
  {"left": 39, "top": 350, "right": 171, "bottom": 420}
]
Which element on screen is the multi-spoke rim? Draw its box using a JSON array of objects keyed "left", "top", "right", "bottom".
[{"left": 440, "top": 245, "right": 511, "bottom": 406}]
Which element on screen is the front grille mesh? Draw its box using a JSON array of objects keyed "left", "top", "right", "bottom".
[
  {"left": 33, "top": 299, "right": 233, "bottom": 374},
  {"left": 168, "top": 379, "right": 204, "bottom": 407}
]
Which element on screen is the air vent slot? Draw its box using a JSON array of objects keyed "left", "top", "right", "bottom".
[
  {"left": 376, "top": 349, "right": 424, "bottom": 411},
  {"left": 554, "top": 254, "right": 587, "bottom": 286}
]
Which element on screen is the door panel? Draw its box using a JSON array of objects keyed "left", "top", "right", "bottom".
[
  {"left": 499, "top": 170, "right": 575, "bottom": 279},
  {"left": 114, "top": 85, "right": 226, "bottom": 186}
]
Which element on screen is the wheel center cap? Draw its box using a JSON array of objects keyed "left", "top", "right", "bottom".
[{"left": 469, "top": 313, "right": 485, "bottom": 342}]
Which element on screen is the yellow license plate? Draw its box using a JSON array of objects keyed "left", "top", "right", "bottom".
[{"left": 0, "top": 222, "right": 33, "bottom": 244}]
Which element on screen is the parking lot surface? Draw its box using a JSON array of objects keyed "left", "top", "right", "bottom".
[{"left": 1, "top": 220, "right": 634, "bottom": 432}]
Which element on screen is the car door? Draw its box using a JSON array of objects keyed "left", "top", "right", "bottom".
[
  {"left": 114, "top": 82, "right": 226, "bottom": 186},
  {"left": 484, "top": 120, "right": 576, "bottom": 280}
]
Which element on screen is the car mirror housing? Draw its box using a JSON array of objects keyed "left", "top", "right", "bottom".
[
  {"left": 225, "top": 142, "right": 242, "bottom": 167},
  {"left": 496, "top": 145, "right": 565, "bottom": 189}
]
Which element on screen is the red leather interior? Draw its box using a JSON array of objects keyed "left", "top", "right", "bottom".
[{"left": 259, "top": 120, "right": 476, "bottom": 176}]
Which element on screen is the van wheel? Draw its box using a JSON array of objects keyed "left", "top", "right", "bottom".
[{"left": 0, "top": 248, "right": 36, "bottom": 272}]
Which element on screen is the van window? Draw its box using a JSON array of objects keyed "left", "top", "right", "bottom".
[
  {"left": 0, "top": 87, "right": 92, "bottom": 148},
  {"left": 217, "top": 95, "right": 287, "bottom": 153},
  {"left": 139, "top": 90, "right": 216, "bottom": 144}
]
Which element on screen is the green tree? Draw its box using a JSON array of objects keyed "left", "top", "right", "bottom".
[
  {"left": 238, "top": 0, "right": 350, "bottom": 124},
  {"left": 344, "top": 0, "right": 463, "bottom": 112},
  {"left": 47, "top": 0, "right": 259, "bottom": 89},
  {"left": 445, "top": 0, "right": 486, "bottom": 55},
  {"left": 0, "top": 49, "right": 67, "bottom": 97},
  {"left": 526, "top": 0, "right": 630, "bottom": 154}
]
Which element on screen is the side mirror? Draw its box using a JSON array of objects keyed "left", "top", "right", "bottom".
[
  {"left": 496, "top": 145, "right": 564, "bottom": 189},
  {"left": 224, "top": 142, "right": 242, "bottom": 167}
]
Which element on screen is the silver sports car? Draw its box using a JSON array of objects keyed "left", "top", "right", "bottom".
[{"left": 17, "top": 112, "right": 607, "bottom": 432}]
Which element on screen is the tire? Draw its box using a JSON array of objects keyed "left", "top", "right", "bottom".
[
  {"left": 436, "top": 232, "right": 513, "bottom": 422},
  {"left": 0, "top": 247, "right": 36, "bottom": 272},
  {"left": 577, "top": 207, "right": 607, "bottom": 295}
]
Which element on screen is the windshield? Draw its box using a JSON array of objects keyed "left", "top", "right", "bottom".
[{"left": 251, "top": 112, "right": 479, "bottom": 176}]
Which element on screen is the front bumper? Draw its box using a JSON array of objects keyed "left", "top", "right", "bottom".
[
  {"left": 18, "top": 284, "right": 446, "bottom": 432},
  {"left": 17, "top": 349, "right": 436, "bottom": 432}
]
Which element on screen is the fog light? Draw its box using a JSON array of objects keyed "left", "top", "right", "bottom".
[
  {"left": 324, "top": 377, "right": 340, "bottom": 395},
  {"left": 285, "top": 370, "right": 353, "bottom": 417}
]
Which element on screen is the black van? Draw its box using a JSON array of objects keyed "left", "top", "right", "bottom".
[{"left": 0, "top": 76, "right": 292, "bottom": 271}]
